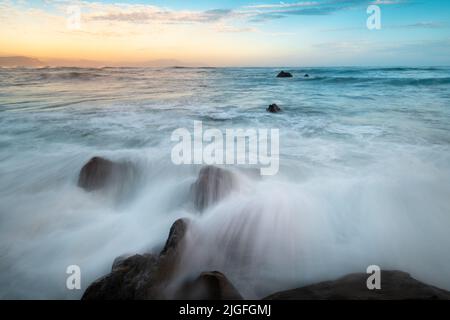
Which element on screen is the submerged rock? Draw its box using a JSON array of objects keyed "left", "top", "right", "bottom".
[
  {"left": 263, "top": 271, "right": 450, "bottom": 300},
  {"left": 190, "top": 166, "right": 235, "bottom": 212},
  {"left": 267, "top": 103, "right": 281, "bottom": 113},
  {"left": 82, "top": 218, "right": 190, "bottom": 300},
  {"left": 175, "top": 271, "right": 243, "bottom": 300},
  {"left": 276, "top": 71, "right": 292, "bottom": 78}
]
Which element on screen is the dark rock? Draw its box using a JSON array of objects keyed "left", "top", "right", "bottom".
[
  {"left": 304, "top": 74, "right": 310, "bottom": 78},
  {"left": 78, "top": 156, "right": 137, "bottom": 191},
  {"left": 82, "top": 253, "right": 159, "bottom": 300},
  {"left": 78, "top": 156, "right": 138, "bottom": 199},
  {"left": 276, "top": 71, "right": 292, "bottom": 78},
  {"left": 263, "top": 270, "right": 450, "bottom": 300},
  {"left": 78, "top": 157, "right": 115, "bottom": 191},
  {"left": 82, "top": 218, "right": 190, "bottom": 300},
  {"left": 175, "top": 271, "right": 243, "bottom": 300},
  {"left": 190, "top": 166, "right": 235, "bottom": 211},
  {"left": 160, "top": 218, "right": 189, "bottom": 257},
  {"left": 267, "top": 103, "right": 281, "bottom": 113}
]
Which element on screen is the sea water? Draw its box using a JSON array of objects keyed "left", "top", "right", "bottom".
[{"left": 0, "top": 66, "right": 450, "bottom": 298}]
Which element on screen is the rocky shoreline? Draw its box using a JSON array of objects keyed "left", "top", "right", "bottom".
[{"left": 79, "top": 157, "right": 450, "bottom": 300}]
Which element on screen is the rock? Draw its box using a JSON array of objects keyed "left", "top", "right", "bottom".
[
  {"left": 190, "top": 166, "right": 235, "bottom": 211},
  {"left": 263, "top": 270, "right": 450, "bottom": 300},
  {"left": 160, "top": 218, "right": 189, "bottom": 257},
  {"left": 175, "top": 271, "right": 243, "bottom": 300},
  {"left": 304, "top": 74, "right": 310, "bottom": 78},
  {"left": 82, "top": 253, "right": 159, "bottom": 300},
  {"left": 267, "top": 103, "right": 281, "bottom": 113},
  {"left": 82, "top": 218, "right": 190, "bottom": 300},
  {"left": 78, "top": 157, "right": 115, "bottom": 191},
  {"left": 78, "top": 156, "right": 138, "bottom": 199},
  {"left": 276, "top": 71, "right": 292, "bottom": 78}
]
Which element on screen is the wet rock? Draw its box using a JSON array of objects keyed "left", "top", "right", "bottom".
[
  {"left": 175, "top": 271, "right": 243, "bottom": 300},
  {"left": 276, "top": 71, "right": 292, "bottom": 78},
  {"left": 263, "top": 271, "right": 450, "bottom": 300},
  {"left": 191, "top": 166, "right": 235, "bottom": 211},
  {"left": 78, "top": 156, "right": 139, "bottom": 201},
  {"left": 304, "top": 74, "right": 310, "bottom": 78},
  {"left": 78, "top": 156, "right": 137, "bottom": 191},
  {"left": 78, "top": 157, "right": 114, "bottom": 191},
  {"left": 267, "top": 103, "right": 281, "bottom": 113},
  {"left": 82, "top": 253, "right": 159, "bottom": 300},
  {"left": 160, "top": 218, "right": 189, "bottom": 257},
  {"left": 82, "top": 218, "right": 190, "bottom": 300}
]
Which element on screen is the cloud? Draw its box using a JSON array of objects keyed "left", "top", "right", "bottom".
[
  {"left": 371, "top": 0, "right": 408, "bottom": 4},
  {"left": 80, "top": 0, "right": 411, "bottom": 26},
  {"left": 87, "top": 5, "right": 233, "bottom": 24},
  {"left": 242, "top": 0, "right": 373, "bottom": 22},
  {"left": 245, "top": 1, "right": 320, "bottom": 9},
  {"left": 215, "top": 24, "right": 259, "bottom": 33},
  {"left": 395, "top": 22, "right": 446, "bottom": 29}
]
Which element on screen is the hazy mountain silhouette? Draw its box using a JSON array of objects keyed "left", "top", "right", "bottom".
[
  {"left": 0, "top": 56, "right": 205, "bottom": 68},
  {"left": 0, "top": 56, "right": 44, "bottom": 67}
]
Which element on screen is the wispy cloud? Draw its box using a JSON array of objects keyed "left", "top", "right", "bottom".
[
  {"left": 242, "top": 0, "right": 386, "bottom": 22},
  {"left": 394, "top": 22, "right": 446, "bottom": 29},
  {"left": 245, "top": 1, "right": 320, "bottom": 9},
  {"left": 87, "top": 5, "right": 233, "bottom": 24}
]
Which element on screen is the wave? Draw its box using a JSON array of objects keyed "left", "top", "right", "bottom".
[
  {"left": 387, "top": 77, "right": 450, "bottom": 86},
  {"left": 37, "top": 71, "right": 104, "bottom": 81},
  {"left": 298, "top": 76, "right": 450, "bottom": 86}
]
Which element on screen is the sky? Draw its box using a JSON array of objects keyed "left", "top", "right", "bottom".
[{"left": 0, "top": 0, "right": 449, "bottom": 66}]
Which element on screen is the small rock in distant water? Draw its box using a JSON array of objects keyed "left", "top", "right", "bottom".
[
  {"left": 175, "top": 271, "right": 243, "bottom": 300},
  {"left": 263, "top": 270, "right": 450, "bottom": 300},
  {"left": 190, "top": 165, "right": 235, "bottom": 212},
  {"left": 304, "top": 74, "right": 310, "bottom": 78},
  {"left": 267, "top": 103, "right": 281, "bottom": 113},
  {"left": 276, "top": 71, "right": 293, "bottom": 78}
]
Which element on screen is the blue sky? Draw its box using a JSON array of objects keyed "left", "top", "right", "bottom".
[{"left": 2, "top": 0, "right": 450, "bottom": 66}]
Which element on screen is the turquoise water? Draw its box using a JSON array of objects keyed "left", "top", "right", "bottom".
[{"left": 1, "top": 67, "right": 450, "bottom": 298}]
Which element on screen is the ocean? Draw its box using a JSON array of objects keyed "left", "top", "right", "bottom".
[{"left": 1, "top": 66, "right": 450, "bottom": 299}]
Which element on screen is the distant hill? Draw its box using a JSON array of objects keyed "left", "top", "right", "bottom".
[
  {"left": 0, "top": 56, "right": 44, "bottom": 67},
  {"left": 43, "top": 58, "right": 106, "bottom": 68},
  {"left": 0, "top": 56, "right": 205, "bottom": 68}
]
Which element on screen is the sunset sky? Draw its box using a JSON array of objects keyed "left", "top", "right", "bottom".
[{"left": 0, "top": 0, "right": 449, "bottom": 66}]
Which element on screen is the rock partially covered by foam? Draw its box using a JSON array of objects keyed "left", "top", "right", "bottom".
[
  {"left": 82, "top": 218, "right": 190, "bottom": 300},
  {"left": 175, "top": 271, "right": 243, "bottom": 300},
  {"left": 276, "top": 71, "right": 293, "bottom": 78},
  {"left": 78, "top": 156, "right": 138, "bottom": 201},
  {"left": 82, "top": 253, "right": 159, "bottom": 300},
  {"left": 263, "top": 270, "right": 450, "bottom": 300},
  {"left": 190, "top": 166, "right": 235, "bottom": 212}
]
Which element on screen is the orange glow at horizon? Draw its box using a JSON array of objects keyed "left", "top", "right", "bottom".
[{"left": 0, "top": 2, "right": 300, "bottom": 66}]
